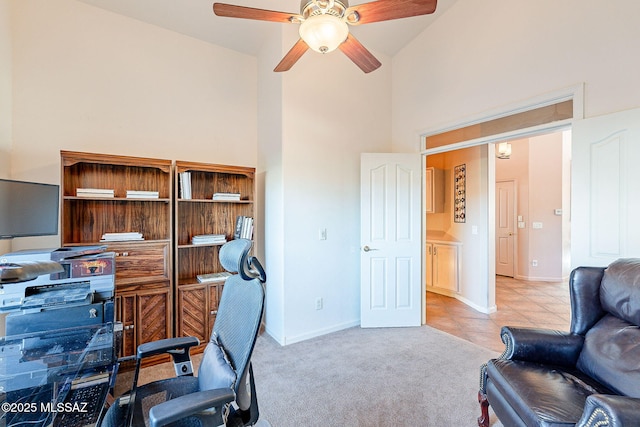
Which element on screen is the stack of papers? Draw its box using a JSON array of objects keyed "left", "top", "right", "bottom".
[
  {"left": 213, "top": 192, "right": 241, "bottom": 201},
  {"left": 77, "top": 188, "right": 114, "bottom": 198},
  {"left": 197, "top": 271, "right": 232, "bottom": 283},
  {"left": 191, "top": 234, "right": 227, "bottom": 245},
  {"left": 126, "top": 190, "right": 159, "bottom": 199},
  {"left": 100, "top": 232, "right": 144, "bottom": 242}
]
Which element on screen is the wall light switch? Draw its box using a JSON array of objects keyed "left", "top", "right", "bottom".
[
  {"left": 518, "top": 221, "right": 526, "bottom": 229},
  {"left": 554, "top": 209, "right": 563, "bottom": 215},
  {"left": 319, "top": 228, "right": 327, "bottom": 240},
  {"left": 532, "top": 222, "right": 543, "bottom": 229},
  {"left": 472, "top": 225, "right": 478, "bottom": 235}
]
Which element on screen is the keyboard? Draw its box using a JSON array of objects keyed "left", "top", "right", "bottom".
[{"left": 53, "top": 374, "right": 110, "bottom": 427}]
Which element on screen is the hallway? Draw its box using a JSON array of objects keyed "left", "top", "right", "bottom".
[{"left": 426, "top": 276, "right": 571, "bottom": 353}]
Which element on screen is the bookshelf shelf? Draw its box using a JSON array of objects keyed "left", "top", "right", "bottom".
[
  {"left": 177, "top": 199, "right": 253, "bottom": 204},
  {"left": 63, "top": 196, "right": 171, "bottom": 202}
]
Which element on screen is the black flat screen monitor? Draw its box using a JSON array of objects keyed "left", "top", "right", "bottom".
[{"left": 0, "top": 179, "right": 59, "bottom": 239}]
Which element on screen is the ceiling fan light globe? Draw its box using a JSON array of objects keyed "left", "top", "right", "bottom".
[{"left": 299, "top": 14, "right": 348, "bottom": 54}]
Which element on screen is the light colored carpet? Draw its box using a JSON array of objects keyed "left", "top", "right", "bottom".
[
  {"left": 250, "top": 326, "right": 501, "bottom": 426},
  {"left": 125, "top": 326, "right": 503, "bottom": 426}
]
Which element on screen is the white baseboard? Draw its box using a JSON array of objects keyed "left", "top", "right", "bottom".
[
  {"left": 455, "top": 294, "right": 497, "bottom": 314},
  {"left": 266, "top": 319, "right": 360, "bottom": 346}
]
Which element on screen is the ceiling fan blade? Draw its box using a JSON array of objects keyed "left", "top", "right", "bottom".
[
  {"left": 346, "top": 0, "right": 437, "bottom": 25},
  {"left": 338, "top": 34, "right": 382, "bottom": 73},
  {"left": 274, "top": 39, "right": 310, "bottom": 72},
  {"left": 213, "top": 3, "right": 300, "bottom": 23}
]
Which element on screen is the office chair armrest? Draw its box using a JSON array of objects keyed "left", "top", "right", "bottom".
[
  {"left": 147, "top": 388, "right": 236, "bottom": 427},
  {"left": 501, "top": 326, "right": 584, "bottom": 367},
  {"left": 137, "top": 336, "right": 200, "bottom": 359}
]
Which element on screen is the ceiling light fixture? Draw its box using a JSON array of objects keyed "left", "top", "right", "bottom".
[
  {"left": 496, "top": 142, "right": 512, "bottom": 159},
  {"left": 298, "top": 0, "right": 349, "bottom": 54}
]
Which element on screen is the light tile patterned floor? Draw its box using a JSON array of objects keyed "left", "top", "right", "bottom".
[{"left": 426, "top": 276, "right": 571, "bottom": 353}]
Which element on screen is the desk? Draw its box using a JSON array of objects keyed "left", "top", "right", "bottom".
[{"left": 0, "top": 323, "right": 117, "bottom": 427}]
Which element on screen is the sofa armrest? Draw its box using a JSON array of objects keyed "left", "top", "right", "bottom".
[
  {"left": 501, "top": 326, "right": 584, "bottom": 367},
  {"left": 577, "top": 394, "right": 640, "bottom": 427}
]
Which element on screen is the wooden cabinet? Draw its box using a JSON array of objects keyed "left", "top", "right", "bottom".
[
  {"left": 426, "top": 240, "right": 461, "bottom": 294},
  {"left": 177, "top": 283, "right": 223, "bottom": 343},
  {"left": 116, "top": 287, "right": 171, "bottom": 358},
  {"left": 174, "top": 161, "right": 255, "bottom": 342},
  {"left": 426, "top": 167, "right": 444, "bottom": 213},
  {"left": 60, "top": 151, "right": 173, "bottom": 358}
]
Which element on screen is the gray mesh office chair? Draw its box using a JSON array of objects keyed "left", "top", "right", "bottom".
[{"left": 102, "top": 239, "right": 266, "bottom": 427}]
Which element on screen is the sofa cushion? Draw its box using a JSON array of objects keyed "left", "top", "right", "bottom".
[
  {"left": 601, "top": 258, "right": 640, "bottom": 325},
  {"left": 487, "top": 359, "right": 613, "bottom": 426},
  {"left": 577, "top": 314, "right": 640, "bottom": 398}
]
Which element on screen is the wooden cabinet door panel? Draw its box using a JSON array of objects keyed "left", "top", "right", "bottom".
[
  {"left": 208, "top": 284, "right": 223, "bottom": 337},
  {"left": 137, "top": 289, "right": 171, "bottom": 346},
  {"left": 178, "top": 285, "right": 208, "bottom": 342},
  {"left": 116, "top": 294, "right": 137, "bottom": 358}
]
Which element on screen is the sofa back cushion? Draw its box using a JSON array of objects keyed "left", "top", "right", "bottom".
[
  {"left": 600, "top": 258, "right": 640, "bottom": 325},
  {"left": 577, "top": 314, "right": 640, "bottom": 398}
]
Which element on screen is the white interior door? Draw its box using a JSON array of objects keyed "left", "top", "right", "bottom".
[
  {"left": 495, "top": 180, "right": 515, "bottom": 277},
  {"left": 360, "top": 153, "right": 422, "bottom": 328},
  {"left": 572, "top": 107, "right": 640, "bottom": 267}
]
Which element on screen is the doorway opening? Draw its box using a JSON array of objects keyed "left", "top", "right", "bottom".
[
  {"left": 424, "top": 129, "right": 572, "bottom": 347},
  {"left": 494, "top": 131, "right": 572, "bottom": 282}
]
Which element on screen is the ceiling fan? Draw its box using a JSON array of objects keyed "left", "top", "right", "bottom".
[{"left": 213, "top": 0, "right": 438, "bottom": 73}]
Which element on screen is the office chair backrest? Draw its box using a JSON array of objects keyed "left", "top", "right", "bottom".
[{"left": 203, "top": 239, "right": 265, "bottom": 412}]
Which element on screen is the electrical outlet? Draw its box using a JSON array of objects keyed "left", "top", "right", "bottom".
[
  {"left": 532, "top": 260, "right": 538, "bottom": 267},
  {"left": 315, "top": 298, "right": 323, "bottom": 310}
]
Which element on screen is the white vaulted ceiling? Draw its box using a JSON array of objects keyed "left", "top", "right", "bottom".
[{"left": 79, "top": 0, "right": 458, "bottom": 57}]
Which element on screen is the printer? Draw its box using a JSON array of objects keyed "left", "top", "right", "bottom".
[
  {"left": 0, "top": 246, "right": 115, "bottom": 336},
  {"left": 0, "top": 247, "right": 118, "bottom": 427}
]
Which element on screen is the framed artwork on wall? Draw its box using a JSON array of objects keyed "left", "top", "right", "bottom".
[{"left": 454, "top": 164, "right": 466, "bottom": 223}]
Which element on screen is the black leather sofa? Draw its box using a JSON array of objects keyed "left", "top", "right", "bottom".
[{"left": 478, "top": 258, "right": 640, "bottom": 427}]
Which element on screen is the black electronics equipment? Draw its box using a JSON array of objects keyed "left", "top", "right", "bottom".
[{"left": 0, "top": 178, "right": 59, "bottom": 239}]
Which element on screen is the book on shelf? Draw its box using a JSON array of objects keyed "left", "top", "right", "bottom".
[
  {"left": 100, "top": 232, "right": 144, "bottom": 242},
  {"left": 234, "top": 216, "right": 254, "bottom": 240},
  {"left": 126, "top": 190, "right": 159, "bottom": 199},
  {"left": 76, "top": 188, "right": 115, "bottom": 198},
  {"left": 179, "top": 172, "right": 192, "bottom": 199},
  {"left": 191, "top": 234, "right": 227, "bottom": 245},
  {"left": 212, "top": 192, "right": 241, "bottom": 201},
  {"left": 196, "top": 271, "right": 232, "bottom": 283}
]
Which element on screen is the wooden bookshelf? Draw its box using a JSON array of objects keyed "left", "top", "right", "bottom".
[
  {"left": 60, "top": 151, "right": 173, "bottom": 360},
  {"left": 174, "top": 161, "right": 255, "bottom": 344}
]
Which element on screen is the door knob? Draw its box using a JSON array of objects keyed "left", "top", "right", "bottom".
[{"left": 363, "top": 246, "right": 378, "bottom": 252}]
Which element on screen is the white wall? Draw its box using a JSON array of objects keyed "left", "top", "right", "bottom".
[
  {"left": 393, "top": 0, "right": 640, "bottom": 310},
  {"left": 261, "top": 26, "right": 392, "bottom": 345},
  {"left": 9, "top": 0, "right": 258, "bottom": 251},
  {"left": 257, "top": 27, "right": 285, "bottom": 343},
  {"left": 393, "top": 0, "right": 640, "bottom": 150},
  {"left": 0, "top": 0, "right": 11, "bottom": 254},
  {"left": 528, "top": 133, "right": 564, "bottom": 280}
]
